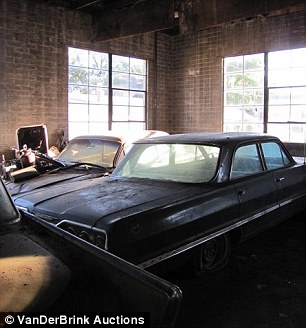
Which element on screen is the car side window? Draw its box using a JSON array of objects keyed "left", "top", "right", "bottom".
[
  {"left": 230, "top": 144, "right": 263, "bottom": 179},
  {"left": 261, "top": 142, "right": 292, "bottom": 170}
]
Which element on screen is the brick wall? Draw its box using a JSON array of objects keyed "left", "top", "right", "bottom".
[{"left": 0, "top": 0, "right": 172, "bottom": 158}]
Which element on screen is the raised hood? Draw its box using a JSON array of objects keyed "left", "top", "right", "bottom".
[
  {"left": 13, "top": 177, "right": 194, "bottom": 227},
  {"left": 7, "top": 170, "right": 105, "bottom": 196}
]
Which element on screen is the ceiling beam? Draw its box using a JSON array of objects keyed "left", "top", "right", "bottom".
[
  {"left": 92, "top": 0, "right": 306, "bottom": 41},
  {"left": 93, "top": 0, "right": 175, "bottom": 41},
  {"left": 72, "top": 0, "right": 103, "bottom": 11}
]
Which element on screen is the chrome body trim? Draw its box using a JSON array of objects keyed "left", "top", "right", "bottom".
[{"left": 139, "top": 195, "right": 303, "bottom": 269}]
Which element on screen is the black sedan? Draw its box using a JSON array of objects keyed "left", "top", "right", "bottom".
[{"left": 13, "top": 132, "right": 306, "bottom": 275}]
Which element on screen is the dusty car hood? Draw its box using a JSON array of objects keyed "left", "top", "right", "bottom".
[
  {"left": 13, "top": 177, "right": 205, "bottom": 227},
  {"left": 6, "top": 170, "right": 106, "bottom": 196}
]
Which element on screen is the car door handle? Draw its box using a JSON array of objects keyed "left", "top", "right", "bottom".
[
  {"left": 238, "top": 189, "right": 246, "bottom": 196},
  {"left": 276, "top": 177, "right": 285, "bottom": 183}
]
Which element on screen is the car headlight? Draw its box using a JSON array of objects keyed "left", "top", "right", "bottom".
[{"left": 56, "top": 220, "right": 108, "bottom": 250}]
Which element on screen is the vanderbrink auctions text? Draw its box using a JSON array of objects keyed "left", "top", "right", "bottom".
[{"left": 1, "top": 313, "right": 150, "bottom": 327}]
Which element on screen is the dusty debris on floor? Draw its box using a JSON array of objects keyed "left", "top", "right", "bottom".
[{"left": 167, "top": 212, "right": 306, "bottom": 328}]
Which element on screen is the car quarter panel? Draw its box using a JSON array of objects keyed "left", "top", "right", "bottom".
[{"left": 273, "top": 163, "right": 306, "bottom": 220}]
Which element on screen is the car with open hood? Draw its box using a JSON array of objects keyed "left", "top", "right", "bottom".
[
  {"left": 13, "top": 132, "right": 306, "bottom": 275},
  {"left": 5, "top": 130, "right": 168, "bottom": 196}
]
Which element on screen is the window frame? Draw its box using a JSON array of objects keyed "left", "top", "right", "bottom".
[
  {"left": 223, "top": 54, "right": 265, "bottom": 134},
  {"left": 223, "top": 48, "right": 306, "bottom": 143},
  {"left": 230, "top": 141, "right": 294, "bottom": 180},
  {"left": 68, "top": 48, "right": 147, "bottom": 139}
]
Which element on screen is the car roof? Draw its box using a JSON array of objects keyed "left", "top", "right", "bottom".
[
  {"left": 70, "top": 130, "right": 169, "bottom": 144},
  {"left": 134, "top": 132, "right": 280, "bottom": 146},
  {"left": 71, "top": 134, "right": 124, "bottom": 143}
]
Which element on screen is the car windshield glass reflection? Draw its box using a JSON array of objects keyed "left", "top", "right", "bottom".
[
  {"left": 113, "top": 143, "right": 220, "bottom": 183},
  {"left": 57, "top": 139, "right": 120, "bottom": 167}
]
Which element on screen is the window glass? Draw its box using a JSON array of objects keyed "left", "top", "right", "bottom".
[
  {"left": 130, "top": 74, "right": 146, "bottom": 90},
  {"left": 269, "top": 88, "right": 290, "bottom": 105},
  {"left": 58, "top": 139, "right": 120, "bottom": 167},
  {"left": 112, "top": 89, "right": 146, "bottom": 127},
  {"left": 130, "top": 57, "right": 146, "bottom": 74},
  {"left": 267, "top": 48, "right": 306, "bottom": 142},
  {"left": 231, "top": 144, "right": 263, "bottom": 179},
  {"left": 88, "top": 122, "right": 109, "bottom": 135},
  {"left": 130, "top": 107, "right": 145, "bottom": 121},
  {"left": 112, "top": 122, "right": 146, "bottom": 132},
  {"left": 68, "top": 85, "right": 88, "bottom": 104},
  {"left": 68, "top": 47, "right": 88, "bottom": 67},
  {"left": 261, "top": 142, "right": 291, "bottom": 170},
  {"left": 89, "top": 69, "right": 108, "bottom": 87},
  {"left": 89, "top": 105, "right": 108, "bottom": 122},
  {"left": 68, "top": 104, "right": 89, "bottom": 122},
  {"left": 113, "top": 106, "right": 129, "bottom": 121},
  {"left": 130, "top": 92, "right": 145, "bottom": 106},
  {"left": 112, "top": 72, "right": 129, "bottom": 89},
  {"left": 113, "top": 90, "right": 129, "bottom": 105},
  {"left": 69, "top": 66, "right": 88, "bottom": 85},
  {"left": 114, "top": 144, "right": 220, "bottom": 183},
  {"left": 89, "top": 51, "right": 108, "bottom": 70},
  {"left": 224, "top": 54, "right": 265, "bottom": 133},
  {"left": 268, "top": 49, "right": 306, "bottom": 87},
  {"left": 224, "top": 48, "right": 306, "bottom": 142},
  {"left": 224, "top": 56, "right": 243, "bottom": 73},
  {"left": 89, "top": 87, "right": 108, "bottom": 105},
  {"left": 68, "top": 48, "right": 147, "bottom": 139},
  {"left": 112, "top": 55, "right": 129, "bottom": 73}
]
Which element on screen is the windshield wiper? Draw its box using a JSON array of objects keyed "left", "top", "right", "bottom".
[{"left": 49, "top": 161, "right": 111, "bottom": 174}]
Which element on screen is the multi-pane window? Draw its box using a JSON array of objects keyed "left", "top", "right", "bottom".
[
  {"left": 112, "top": 55, "right": 147, "bottom": 131},
  {"left": 68, "top": 48, "right": 109, "bottom": 138},
  {"left": 224, "top": 48, "right": 306, "bottom": 143},
  {"left": 223, "top": 54, "right": 264, "bottom": 133},
  {"left": 267, "top": 48, "right": 306, "bottom": 142},
  {"left": 68, "top": 48, "right": 146, "bottom": 139}
]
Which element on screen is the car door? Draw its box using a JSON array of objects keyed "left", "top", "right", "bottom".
[
  {"left": 230, "top": 143, "right": 279, "bottom": 241},
  {"left": 261, "top": 141, "right": 306, "bottom": 222}
]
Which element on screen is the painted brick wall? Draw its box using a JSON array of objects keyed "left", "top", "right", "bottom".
[
  {"left": 0, "top": 0, "right": 172, "bottom": 158},
  {"left": 170, "top": 11, "right": 306, "bottom": 133}
]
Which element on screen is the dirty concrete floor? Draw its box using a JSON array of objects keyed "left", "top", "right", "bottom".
[{"left": 165, "top": 212, "right": 306, "bottom": 328}]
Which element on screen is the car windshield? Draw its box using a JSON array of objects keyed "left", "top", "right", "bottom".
[
  {"left": 57, "top": 139, "right": 121, "bottom": 167},
  {"left": 113, "top": 143, "right": 220, "bottom": 183}
]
